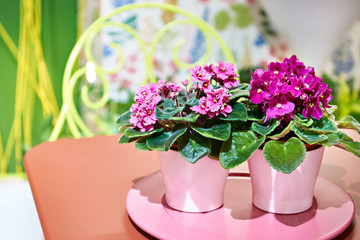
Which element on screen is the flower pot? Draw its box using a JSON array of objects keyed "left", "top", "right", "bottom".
[
  {"left": 159, "top": 150, "right": 229, "bottom": 213},
  {"left": 248, "top": 146, "right": 325, "bottom": 214}
]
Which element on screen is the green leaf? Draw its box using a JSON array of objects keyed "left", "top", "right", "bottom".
[
  {"left": 191, "top": 121, "right": 231, "bottom": 141},
  {"left": 339, "top": 137, "right": 360, "bottom": 158},
  {"left": 220, "top": 102, "right": 247, "bottom": 121},
  {"left": 116, "top": 110, "right": 131, "bottom": 126},
  {"left": 268, "top": 121, "right": 292, "bottom": 140},
  {"left": 178, "top": 133, "right": 211, "bottom": 163},
  {"left": 119, "top": 125, "right": 131, "bottom": 133},
  {"left": 294, "top": 114, "right": 313, "bottom": 127},
  {"left": 208, "top": 139, "right": 224, "bottom": 160},
  {"left": 307, "top": 116, "right": 337, "bottom": 133},
  {"left": 228, "top": 89, "right": 250, "bottom": 101},
  {"left": 118, "top": 134, "right": 139, "bottom": 144},
  {"left": 318, "top": 131, "right": 345, "bottom": 147},
  {"left": 155, "top": 99, "right": 181, "bottom": 119},
  {"left": 326, "top": 105, "right": 337, "bottom": 115},
  {"left": 251, "top": 119, "right": 279, "bottom": 135},
  {"left": 125, "top": 127, "right": 163, "bottom": 138},
  {"left": 338, "top": 115, "right": 360, "bottom": 134},
  {"left": 186, "top": 97, "right": 199, "bottom": 107},
  {"left": 247, "top": 106, "right": 265, "bottom": 121},
  {"left": 135, "top": 137, "right": 151, "bottom": 151},
  {"left": 220, "top": 131, "right": 265, "bottom": 169},
  {"left": 291, "top": 125, "right": 328, "bottom": 144},
  {"left": 263, "top": 138, "right": 306, "bottom": 174},
  {"left": 146, "top": 124, "right": 187, "bottom": 151},
  {"left": 170, "top": 112, "right": 200, "bottom": 122}
]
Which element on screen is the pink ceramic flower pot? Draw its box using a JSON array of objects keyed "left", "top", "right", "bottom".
[
  {"left": 248, "top": 146, "right": 325, "bottom": 214},
  {"left": 159, "top": 150, "right": 229, "bottom": 213}
]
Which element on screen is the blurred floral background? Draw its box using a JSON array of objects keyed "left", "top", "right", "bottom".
[{"left": 1, "top": 0, "right": 360, "bottom": 174}]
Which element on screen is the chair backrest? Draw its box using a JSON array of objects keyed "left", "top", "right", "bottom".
[{"left": 49, "top": 2, "right": 235, "bottom": 141}]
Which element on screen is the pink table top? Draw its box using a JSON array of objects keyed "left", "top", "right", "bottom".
[{"left": 24, "top": 129, "right": 360, "bottom": 239}]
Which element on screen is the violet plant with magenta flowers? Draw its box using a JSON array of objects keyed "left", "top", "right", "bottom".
[{"left": 222, "top": 55, "right": 360, "bottom": 173}]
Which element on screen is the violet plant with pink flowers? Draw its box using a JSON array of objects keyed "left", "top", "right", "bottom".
[
  {"left": 117, "top": 61, "right": 250, "bottom": 164},
  {"left": 224, "top": 55, "right": 360, "bottom": 174}
]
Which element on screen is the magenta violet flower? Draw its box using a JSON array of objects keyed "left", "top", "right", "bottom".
[{"left": 249, "top": 55, "right": 332, "bottom": 124}]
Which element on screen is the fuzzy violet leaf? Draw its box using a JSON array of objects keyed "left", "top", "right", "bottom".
[
  {"left": 263, "top": 137, "right": 306, "bottom": 174},
  {"left": 118, "top": 134, "right": 139, "bottom": 144},
  {"left": 125, "top": 127, "right": 163, "bottom": 138},
  {"left": 247, "top": 105, "right": 265, "bottom": 121},
  {"left": 319, "top": 131, "right": 346, "bottom": 147},
  {"left": 294, "top": 114, "right": 313, "bottom": 127},
  {"left": 251, "top": 119, "right": 279, "bottom": 135},
  {"left": 339, "top": 135, "right": 360, "bottom": 158},
  {"left": 220, "top": 102, "right": 247, "bottom": 121},
  {"left": 191, "top": 121, "right": 231, "bottom": 141},
  {"left": 338, "top": 115, "right": 360, "bottom": 134},
  {"left": 116, "top": 110, "right": 131, "bottom": 126},
  {"left": 170, "top": 112, "right": 200, "bottom": 123},
  {"left": 305, "top": 116, "right": 337, "bottom": 133},
  {"left": 268, "top": 121, "right": 293, "bottom": 140},
  {"left": 135, "top": 136, "right": 151, "bottom": 151},
  {"left": 220, "top": 131, "right": 265, "bottom": 169},
  {"left": 178, "top": 132, "right": 211, "bottom": 163},
  {"left": 146, "top": 123, "right": 187, "bottom": 151},
  {"left": 291, "top": 125, "right": 328, "bottom": 145},
  {"left": 155, "top": 99, "right": 181, "bottom": 119}
]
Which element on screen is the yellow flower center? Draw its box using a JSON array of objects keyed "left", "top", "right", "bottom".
[
  {"left": 264, "top": 82, "right": 268, "bottom": 86},
  {"left": 148, "top": 110, "right": 152, "bottom": 114},
  {"left": 257, "top": 89, "right": 262, "bottom": 93},
  {"left": 294, "top": 87, "right": 299, "bottom": 90},
  {"left": 304, "top": 83, "right": 309, "bottom": 88},
  {"left": 274, "top": 70, "right": 278, "bottom": 74},
  {"left": 309, "top": 103, "right": 314, "bottom": 108},
  {"left": 197, "top": 71, "right": 201, "bottom": 77},
  {"left": 201, "top": 105, "right": 206, "bottom": 109},
  {"left": 213, "top": 99, "right": 218, "bottom": 103},
  {"left": 276, "top": 103, "right": 282, "bottom": 109}
]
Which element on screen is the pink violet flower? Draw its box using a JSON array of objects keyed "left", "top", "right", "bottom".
[
  {"left": 191, "top": 87, "right": 232, "bottom": 119},
  {"left": 181, "top": 79, "right": 189, "bottom": 87},
  {"left": 212, "top": 61, "right": 239, "bottom": 88},
  {"left": 191, "top": 97, "right": 208, "bottom": 115},
  {"left": 189, "top": 65, "right": 212, "bottom": 83},
  {"left": 157, "top": 79, "right": 182, "bottom": 100},
  {"left": 130, "top": 84, "right": 162, "bottom": 132},
  {"left": 200, "top": 79, "right": 213, "bottom": 91}
]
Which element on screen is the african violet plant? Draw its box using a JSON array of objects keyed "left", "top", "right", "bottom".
[
  {"left": 237, "top": 55, "right": 360, "bottom": 173},
  {"left": 117, "top": 61, "right": 251, "bottom": 164},
  {"left": 117, "top": 57, "right": 360, "bottom": 173}
]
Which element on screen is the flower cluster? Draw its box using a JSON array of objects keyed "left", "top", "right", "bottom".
[
  {"left": 189, "top": 61, "right": 239, "bottom": 90},
  {"left": 129, "top": 80, "right": 182, "bottom": 132},
  {"left": 191, "top": 88, "right": 232, "bottom": 118},
  {"left": 189, "top": 61, "right": 239, "bottom": 118},
  {"left": 129, "top": 62, "right": 239, "bottom": 132},
  {"left": 249, "top": 55, "right": 332, "bottom": 123}
]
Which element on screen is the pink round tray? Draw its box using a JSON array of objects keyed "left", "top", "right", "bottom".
[{"left": 126, "top": 171, "right": 354, "bottom": 240}]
